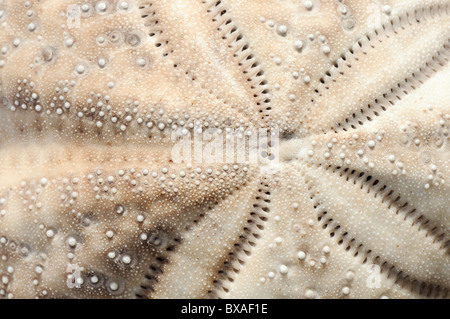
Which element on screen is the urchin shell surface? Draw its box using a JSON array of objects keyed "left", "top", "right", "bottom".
[{"left": 0, "top": 0, "right": 449, "bottom": 299}]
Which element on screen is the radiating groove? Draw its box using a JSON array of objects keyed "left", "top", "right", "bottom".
[
  {"left": 330, "top": 40, "right": 450, "bottom": 133},
  {"left": 309, "top": 3, "right": 450, "bottom": 133},
  {"left": 328, "top": 164, "right": 449, "bottom": 252},
  {"left": 137, "top": 1, "right": 257, "bottom": 126},
  {"left": 135, "top": 233, "right": 181, "bottom": 299},
  {"left": 203, "top": 0, "right": 272, "bottom": 120},
  {"left": 134, "top": 173, "right": 254, "bottom": 298},
  {"left": 208, "top": 178, "right": 270, "bottom": 298},
  {"left": 304, "top": 164, "right": 449, "bottom": 298},
  {"left": 137, "top": 0, "right": 173, "bottom": 57}
]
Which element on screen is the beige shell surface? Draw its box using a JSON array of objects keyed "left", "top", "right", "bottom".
[{"left": 0, "top": 0, "right": 449, "bottom": 298}]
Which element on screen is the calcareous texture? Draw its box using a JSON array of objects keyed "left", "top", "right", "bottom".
[{"left": 0, "top": 0, "right": 449, "bottom": 299}]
